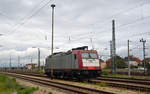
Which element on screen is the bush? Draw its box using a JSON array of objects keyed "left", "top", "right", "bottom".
[
  {"left": 102, "top": 71, "right": 109, "bottom": 76},
  {"left": 110, "top": 56, "right": 127, "bottom": 69},
  {"left": 130, "top": 65, "right": 138, "bottom": 69},
  {"left": 146, "top": 63, "right": 150, "bottom": 74},
  {"left": 18, "top": 87, "right": 39, "bottom": 94},
  {"left": 0, "top": 74, "right": 38, "bottom": 94}
]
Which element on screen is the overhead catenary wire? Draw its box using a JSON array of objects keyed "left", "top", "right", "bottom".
[
  {"left": 58, "top": 14, "right": 150, "bottom": 43},
  {"left": 2, "top": 0, "right": 149, "bottom": 58},
  {"left": 6, "top": 0, "right": 54, "bottom": 35},
  {"left": 44, "top": 0, "right": 150, "bottom": 47},
  {"left": 47, "top": 0, "right": 150, "bottom": 39},
  {"left": 0, "top": 10, "right": 15, "bottom": 25},
  {"left": 1, "top": 0, "right": 148, "bottom": 39},
  {"left": 89, "top": 0, "right": 150, "bottom": 28},
  {"left": 9, "top": 0, "right": 48, "bottom": 29},
  {"left": 0, "top": 0, "right": 51, "bottom": 30}
]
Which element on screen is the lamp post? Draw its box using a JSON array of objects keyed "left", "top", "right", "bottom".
[{"left": 51, "top": 4, "right": 55, "bottom": 79}]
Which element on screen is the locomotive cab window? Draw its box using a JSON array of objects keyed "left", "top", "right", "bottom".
[
  {"left": 82, "top": 53, "right": 89, "bottom": 59},
  {"left": 89, "top": 53, "right": 98, "bottom": 59},
  {"left": 82, "top": 52, "right": 98, "bottom": 59}
]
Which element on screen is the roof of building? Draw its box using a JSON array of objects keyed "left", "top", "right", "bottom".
[
  {"left": 26, "top": 63, "right": 37, "bottom": 66},
  {"left": 143, "top": 58, "right": 150, "bottom": 62},
  {"left": 124, "top": 55, "right": 141, "bottom": 63}
]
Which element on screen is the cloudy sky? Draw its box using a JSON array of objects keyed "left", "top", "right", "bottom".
[{"left": 0, "top": 0, "right": 150, "bottom": 67}]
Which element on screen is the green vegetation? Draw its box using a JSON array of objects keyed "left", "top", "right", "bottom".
[
  {"left": 109, "top": 56, "right": 128, "bottom": 69},
  {"left": 138, "top": 61, "right": 150, "bottom": 74},
  {"left": 102, "top": 72, "right": 150, "bottom": 80},
  {"left": 101, "top": 69, "right": 150, "bottom": 80},
  {"left": 96, "top": 82, "right": 107, "bottom": 87},
  {"left": 115, "top": 56, "right": 127, "bottom": 69},
  {"left": 18, "top": 87, "right": 38, "bottom": 94},
  {"left": 30, "top": 70, "right": 44, "bottom": 74},
  {"left": 102, "top": 71, "right": 109, "bottom": 76},
  {"left": 0, "top": 74, "right": 38, "bottom": 94},
  {"left": 146, "top": 62, "right": 150, "bottom": 74}
]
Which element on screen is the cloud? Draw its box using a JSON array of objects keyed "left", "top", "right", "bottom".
[{"left": 0, "top": 0, "right": 149, "bottom": 66}]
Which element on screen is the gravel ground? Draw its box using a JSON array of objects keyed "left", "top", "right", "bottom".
[
  {"left": 16, "top": 77, "right": 147, "bottom": 94},
  {"left": 52, "top": 79, "right": 146, "bottom": 94},
  {"left": 7, "top": 72, "right": 147, "bottom": 94},
  {"left": 16, "top": 78, "right": 67, "bottom": 94}
]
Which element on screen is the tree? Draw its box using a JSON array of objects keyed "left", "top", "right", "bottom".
[
  {"left": 115, "top": 56, "right": 127, "bottom": 69},
  {"left": 110, "top": 56, "right": 127, "bottom": 69},
  {"left": 146, "top": 61, "right": 150, "bottom": 74}
]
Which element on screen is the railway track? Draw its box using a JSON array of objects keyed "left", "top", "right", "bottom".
[
  {"left": 0, "top": 72, "right": 115, "bottom": 94},
  {"left": 90, "top": 77, "right": 150, "bottom": 92},
  {"left": 116, "top": 72, "right": 150, "bottom": 76},
  {"left": 1, "top": 71, "right": 150, "bottom": 92},
  {"left": 97, "top": 77, "right": 150, "bottom": 85}
]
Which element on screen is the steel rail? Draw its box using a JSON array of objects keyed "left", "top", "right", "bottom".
[
  {"left": 90, "top": 78, "right": 150, "bottom": 92},
  {"left": 0, "top": 72, "right": 115, "bottom": 94},
  {"left": 96, "top": 77, "right": 150, "bottom": 85}
]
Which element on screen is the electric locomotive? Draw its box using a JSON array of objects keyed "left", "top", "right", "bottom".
[{"left": 45, "top": 46, "right": 101, "bottom": 79}]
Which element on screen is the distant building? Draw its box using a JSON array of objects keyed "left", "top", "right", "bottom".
[
  {"left": 144, "top": 58, "right": 150, "bottom": 64},
  {"left": 124, "top": 55, "right": 142, "bottom": 66},
  {"left": 106, "top": 56, "right": 126, "bottom": 69},
  {"left": 106, "top": 58, "right": 112, "bottom": 68},
  {"left": 99, "top": 59, "right": 106, "bottom": 69},
  {"left": 25, "top": 63, "right": 38, "bottom": 70}
]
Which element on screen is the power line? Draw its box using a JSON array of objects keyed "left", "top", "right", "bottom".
[
  {"left": 43, "top": 0, "right": 150, "bottom": 43},
  {"left": 118, "top": 15, "right": 150, "bottom": 29},
  {"left": 0, "top": 10, "right": 15, "bottom": 25},
  {"left": 67, "top": 13, "right": 150, "bottom": 39},
  {"left": 7, "top": 0, "right": 54, "bottom": 35},
  {"left": 52, "top": 0, "right": 149, "bottom": 38},
  {"left": 91, "top": 14, "right": 150, "bottom": 38},
  {"left": 20, "top": 0, "right": 48, "bottom": 22},
  {"left": 7, "top": 0, "right": 48, "bottom": 30},
  {"left": 0, "top": 0, "right": 49, "bottom": 26}
]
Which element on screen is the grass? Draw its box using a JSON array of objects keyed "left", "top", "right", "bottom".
[
  {"left": 0, "top": 74, "right": 38, "bottom": 94},
  {"left": 96, "top": 82, "right": 107, "bottom": 87},
  {"left": 28, "top": 70, "right": 44, "bottom": 74},
  {"left": 101, "top": 69, "right": 150, "bottom": 80},
  {"left": 17, "top": 87, "right": 39, "bottom": 94},
  {"left": 105, "top": 73, "right": 150, "bottom": 80}
]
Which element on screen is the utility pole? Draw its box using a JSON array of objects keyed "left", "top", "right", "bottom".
[
  {"left": 38, "top": 48, "right": 40, "bottom": 71},
  {"left": 51, "top": 4, "right": 55, "bottom": 79},
  {"left": 128, "top": 40, "right": 131, "bottom": 76},
  {"left": 18, "top": 56, "right": 20, "bottom": 70},
  {"left": 110, "top": 41, "right": 113, "bottom": 72},
  {"left": 140, "top": 38, "right": 146, "bottom": 74},
  {"left": 43, "top": 60, "right": 45, "bottom": 71},
  {"left": 9, "top": 55, "right": 11, "bottom": 70},
  {"left": 112, "top": 20, "right": 116, "bottom": 74},
  {"left": 31, "top": 57, "right": 33, "bottom": 70}
]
